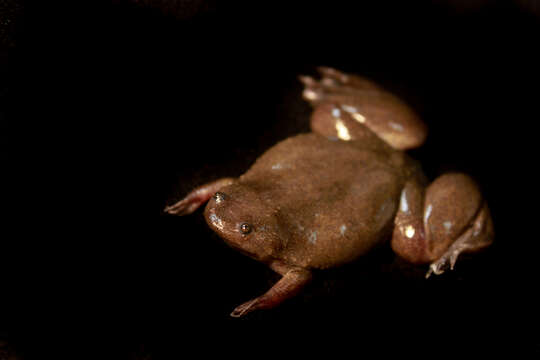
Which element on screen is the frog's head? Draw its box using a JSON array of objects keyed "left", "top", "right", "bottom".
[{"left": 203, "top": 183, "right": 285, "bottom": 262}]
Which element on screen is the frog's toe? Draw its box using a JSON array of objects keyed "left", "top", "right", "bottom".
[
  {"left": 300, "top": 76, "right": 326, "bottom": 102},
  {"left": 317, "top": 66, "right": 349, "bottom": 83},
  {"left": 230, "top": 298, "right": 259, "bottom": 318},
  {"left": 425, "top": 217, "right": 490, "bottom": 279},
  {"left": 164, "top": 198, "right": 197, "bottom": 215},
  {"left": 300, "top": 68, "right": 354, "bottom": 103},
  {"left": 425, "top": 253, "right": 453, "bottom": 279},
  {"left": 425, "top": 245, "right": 467, "bottom": 279}
]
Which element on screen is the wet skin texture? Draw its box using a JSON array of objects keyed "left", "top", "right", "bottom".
[{"left": 164, "top": 67, "right": 494, "bottom": 317}]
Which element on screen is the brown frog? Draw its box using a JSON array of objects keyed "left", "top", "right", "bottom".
[{"left": 164, "top": 67, "right": 494, "bottom": 317}]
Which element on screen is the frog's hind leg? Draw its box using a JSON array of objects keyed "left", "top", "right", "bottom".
[
  {"left": 306, "top": 101, "right": 385, "bottom": 145},
  {"left": 299, "top": 67, "right": 427, "bottom": 150},
  {"left": 390, "top": 174, "right": 494, "bottom": 278},
  {"left": 316, "top": 66, "right": 381, "bottom": 90}
]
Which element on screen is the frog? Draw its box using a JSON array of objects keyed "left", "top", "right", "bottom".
[{"left": 164, "top": 66, "right": 494, "bottom": 317}]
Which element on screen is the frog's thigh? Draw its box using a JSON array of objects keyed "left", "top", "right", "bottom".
[
  {"left": 309, "top": 102, "right": 382, "bottom": 144},
  {"left": 391, "top": 174, "right": 494, "bottom": 275}
]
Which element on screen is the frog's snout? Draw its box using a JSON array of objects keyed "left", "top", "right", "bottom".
[
  {"left": 205, "top": 197, "right": 225, "bottom": 231},
  {"left": 204, "top": 192, "right": 236, "bottom": 236},
  {"left": 207, "top": 210, "right": 225, "bottom": 231}
]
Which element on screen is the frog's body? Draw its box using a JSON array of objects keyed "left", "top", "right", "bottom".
[
  {"left": 237, "top": 133, "right": 422, "bottom": 269},
  {"left": 165, "top": 67, "right": 494, "bottom": 317}
]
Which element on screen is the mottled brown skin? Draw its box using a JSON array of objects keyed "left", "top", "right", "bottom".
[{"left": 165, "top": 67, "right": 494, "bottom": 317}]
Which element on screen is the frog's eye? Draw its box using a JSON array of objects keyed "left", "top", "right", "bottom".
[
  {"left": 213, "top": 192, "right": 226, "bottom": 203},
  {"left": 240, "top": 223, "right": 252, "bottom": 235}
]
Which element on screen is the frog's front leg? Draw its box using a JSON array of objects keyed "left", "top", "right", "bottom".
[
  {"left": 230, "top": 261, "right": 312, "bottom": 318},
  {"left": 164, "top": 177, "right": 235, "bottom": 215},
  {"left": 391, "top": 174, "right": 494, "bottom": 278}
]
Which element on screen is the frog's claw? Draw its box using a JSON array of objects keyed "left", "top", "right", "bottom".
[
  {"left": 425, "top": 255, "right": 452, "bottom": 279},
  {"left": 230, "top": 298, "right": 260, "bottom": 318},
  {"left": 426, "top": 246, "right": 461, "bottom": 278},
  {"left": 425, "top": 230, "right": 484, "bottom": 279},
  {"left": 426, "top": 201, "right": 493, "bottom": 279}
]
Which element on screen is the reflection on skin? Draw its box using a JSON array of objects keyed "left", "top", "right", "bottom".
[
  {"left": 308, "top": 230, "right": 318, "bottom": 244},
  {"left": 303, "top": 89, "right": 319, "bottom": 101},
  {"left": 214, "top": 194, "right": 224, "bottom": 204},
  {"left": 389, "top": 122, "right": 404, "bottom": 132},
  {"left": 405, "top": 224, "right": 416, "bottom": 238},
  {"left": 332, "top": 106, "right": 353, "bottom": 141},
  {"left": 351, "top": 112, "right": 366, "bottom": 124},
  {"left": 209, "top": 212, "right": 224, "bottom": 230},
  {"left": 341, "top": 104, "right": 357, "bottom": 113},
  {"left": 335, "top": 119, "right": 352, "bottom": 141},
  {"left": 341, "top": 104, "right": 366, "bottom": 124},
  {"left": 400, "top": 190, "right": 409, "bottom": 213},
  {"left": 424, "top": 203, "right": 433, "bottom": 224},
  {"left": 443, "top": 221, "right": 453, "bottom": 233}
]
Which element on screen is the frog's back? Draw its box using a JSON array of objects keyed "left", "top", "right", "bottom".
[{"left": 239, "top": 133, "right": 423, "bottom": 269}]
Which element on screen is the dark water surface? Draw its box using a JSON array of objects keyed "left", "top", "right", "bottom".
[{"left": 2, "top": 0, "right": 539, "bottom": 357}]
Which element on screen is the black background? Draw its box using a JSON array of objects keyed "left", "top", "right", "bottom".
[{"left": 2, "top": 0, "right": 540, "bottom": 357}]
